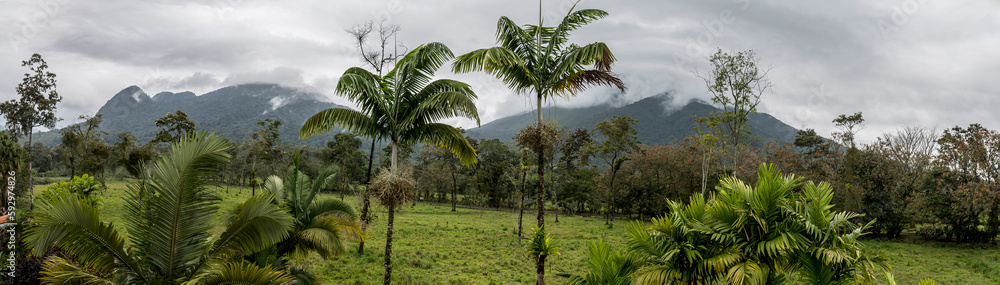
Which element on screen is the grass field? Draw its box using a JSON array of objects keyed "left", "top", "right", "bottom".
[{"left": 30, "top": 179, "right": 1000, "bottom": 284}]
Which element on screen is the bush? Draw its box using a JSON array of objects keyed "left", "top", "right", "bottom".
[{"left": 35, "top": 174, "right": 102, "bottom": 208}]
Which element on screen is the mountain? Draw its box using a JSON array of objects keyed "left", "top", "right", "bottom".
[
  {"left": 35, "top": 83, "right": 353, "bottom": 147},
  {"left": 465, "top": 94, "right": 799, "bottom": 146}
]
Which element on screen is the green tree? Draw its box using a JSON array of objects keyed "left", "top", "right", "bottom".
[
  {"left": 245, "top": 118, "right": 284, "bottom": 195},
  {"left": 0, "top": 130, "right": 26, "bottom": 173},
  {"left": 692, "top": 116, "right": 724, "bottom": 195},
  {"left": 696, "top": 49, "right": 772, "bottom": 175},
  {"left": 257, "top": 158, "right": 363, "bottom": 283},
  {"left": 152, "top": 110, "right": 196, "bottom": 144},
  {"left": 325, "top": 132, "right": 366, "bottom": 198},
  {"left": 833, "top": 112, "right": 865, "bottom": 148},
  {"left": 300, "top": 42, "right": 479, "bottom": 285},
  {"left": 453, "top": 4, "right": 626, "bottom": 231},
  {"left": 59, "top": 114, "right": 108, "bottom": 181},
  {"left": 25, "top": 132, "right": 295, "bottom": 284},
  {"left": 112, "top": 131, "right": 156, "bottom": 178},
  {"left": 587, "top": 115, "right": 641, "bottom": 228},
  {"left": 472, "top": 139, "right": 517, "bottom": 208},
  {"left": 0, "top": 53, "right": 63, "bottom": 207}
]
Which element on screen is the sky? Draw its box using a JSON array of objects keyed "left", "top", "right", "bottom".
[{"left": 0, "top": 0, "right": 997, "bottom": 144}]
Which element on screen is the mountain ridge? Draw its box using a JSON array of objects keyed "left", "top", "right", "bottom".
[
  {"left": 34, "top": 83, "right": 352, "bottom": 147},
  {"left": 465, "top": 94, "right": 799, "bottom": 146}
]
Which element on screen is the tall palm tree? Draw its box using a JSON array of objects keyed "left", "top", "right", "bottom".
[
  {"left": 26, "top": 132, "right": 296, "bottom": 284},
  {"left": 452, "top": 3, "right": 626, "bottom": 229},
  {"left": 300, "top": 42, "right": 479, "bottom": 285}
]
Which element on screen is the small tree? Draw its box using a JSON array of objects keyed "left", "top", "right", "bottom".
[
  {"left": 587, "top": 115, "right": 640, "bottom": 228},
  {"left": 325, "top": 132, "right": 366, "bottom": 198},
  {"left": 60, "top": 115, "right": 108, "bottom": 181},
  {"left": 697, "top": 49, "right": 771, "bottom": 175},
  {"left": 152, "top": 110, "right": 195, "bottom": 144},
  {"left": 833, "top": 112, "right": 865, "bottom": 148},
  {"left": 0, "top": 131, "right": 26, "bottom": 173},
  {"left": 526, "top": 226, "right": 559, "bottom": 285},
  {"left": 0, "top": 53, "right": 62, "bottom": 207}
]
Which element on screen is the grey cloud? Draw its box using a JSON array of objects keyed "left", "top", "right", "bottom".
[{"left": 0, "top": 0, "right": 998, "bottom": 142}]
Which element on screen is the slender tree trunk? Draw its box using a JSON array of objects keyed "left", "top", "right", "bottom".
[
  {"left": 536, "top": 90, "right": 545, "bottom": 228},
  {"left": 518, "top": 168, "right": 526, "bottom": 238},
  {"left": 383, "top": 204, "right": 395, "bottom": 285},
  {"left": 451, "top": 167, "right": 457, "bottom": 212},
  {"left": 701, "top": 152, "right": 709, "bottom": 195},
  {"left": 27, "top": 131, "right": 33, "bottom": 209},
  {"left": 553, "top": 182, "right": 559, "bottom": 223},
  {"left": 536, "top": 254, "right": 546, "bottom": 285},
  {"left": 359, "top": 141, "right": 376, "bottom": 254},
  {"left": 537, "top": 150, "right": 545, "bottom": 228},
  {"left": 607, "top": 168, "right": 616, "bottom": 228}
]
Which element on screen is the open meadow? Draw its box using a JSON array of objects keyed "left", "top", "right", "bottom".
[{"left": 34, "top": 180, "right": 1000, "bottom": 284}]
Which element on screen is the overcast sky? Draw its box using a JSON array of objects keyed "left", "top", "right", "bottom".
[{"left": 1, "top": 0, "right": 997, "bottom": 144}]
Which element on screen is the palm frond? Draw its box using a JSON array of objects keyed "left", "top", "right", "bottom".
[
  {"left": 26, "top": 193, "right": 144, "bottom": 282},
  {"left": 299, "top": 108, "right": 385, "bottom": 140},
  {"left": 211, "top": 195, "right": 295, "bottom": 258},
  {"left": 191, "top": 261, "right": 292, "bottom": 285},
  {"left": 409, "top": 123, "right": 478, "bottom": 166},
  {"left": 140, "top": 131, "right": 231, "bottom": 279},
  {"left": 39, "top": 256, "right": 116, "bottom": 285}
]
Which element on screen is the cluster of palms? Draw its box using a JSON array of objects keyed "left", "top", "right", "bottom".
[
  {"left": 298, "top": 4, "right": 623, "bottom": 284},
  {"left": 563, "top": 164, "right": 893, "bottom": 285},
  {"left": 26, "top": 132, "right": 361, "bottom": 284}
]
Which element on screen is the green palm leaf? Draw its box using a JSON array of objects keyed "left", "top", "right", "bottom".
[
  {"left": 138, "top": 131, "right": 230, "bottom": 279},
  {"left": 26, "top": 194, "right": 144, "bottom": 283},
  {"left": 38, "top": 256, "right": 115, "bottom": 285},
  {"left": 211, "top": 195, "right": 295, "bottom": 258},
  {"left": 191, "top": 261, "right": 292, "bottom": 285}
]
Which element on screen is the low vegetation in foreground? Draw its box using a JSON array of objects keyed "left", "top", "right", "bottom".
[{"left": 25, "top": 179, "right": 999, "bottom": 284}]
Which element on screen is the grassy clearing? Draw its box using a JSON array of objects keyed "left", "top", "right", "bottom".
[{"left": 30, "top": 179, "right": 1000, "bottom": 284}]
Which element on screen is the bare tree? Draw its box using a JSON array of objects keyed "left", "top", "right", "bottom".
[{"left": 346, "top": 18, "right": 405, "bottom": 255}]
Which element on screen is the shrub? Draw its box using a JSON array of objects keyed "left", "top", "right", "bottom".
[{"left": 35, "top": 174, "right": 102, "bottom": 208}]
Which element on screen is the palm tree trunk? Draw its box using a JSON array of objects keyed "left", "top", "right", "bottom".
[
  {"left": 536, "top": 254, "right": 546, "bottom": 285},
  {"left": 391, "top": 141, "right": 398, "bottom": 171},
  {"left": 359, "top": 141, "right": 376, "bottom": 254},
  {"left": 536, "top": 90, "right": 545, "bottom": 229},
  {"left": 384, "top": 204, "right": 395, "bottom": 285},
  {"left": 537, "top": 150, "right": 545, "bottom": 228}
]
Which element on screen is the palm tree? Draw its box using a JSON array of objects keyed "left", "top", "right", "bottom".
[
  {"left": 255, "top": 157, "right": 363, "bottom": 279},
  {"left": 25, "top": 132, "right": 296, "bottom": 284},
  {"left": 452, "top": 3, "right": 626, "bottom": 230},
  {"left": 624, "top": 194, "right": 736, "bottom": 284},
  {"left": 625, "top": 164, "right": 892, "bottom": 285},
  {"left": 790, "top": 181, "right": 890, "bottom": 285},
  {"left": 300, "top": 42, "right": 479, "bottom": 285}
]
